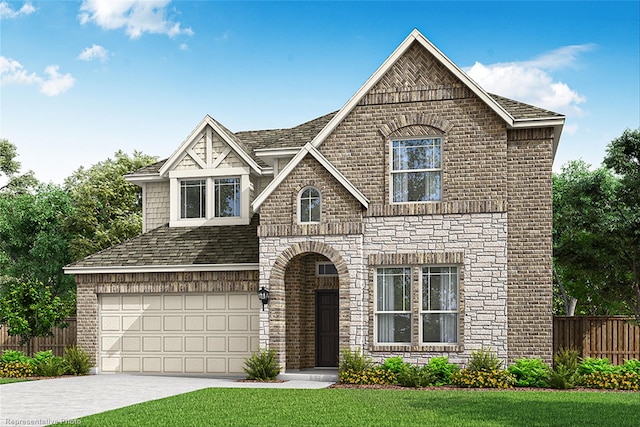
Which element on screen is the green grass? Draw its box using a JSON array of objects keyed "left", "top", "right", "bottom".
[
  {"left": 60, "top": 388, "right": 640, "bottom": 427},
  {"left": 0, "top": 377, "right": 30, "bottom": 384}
]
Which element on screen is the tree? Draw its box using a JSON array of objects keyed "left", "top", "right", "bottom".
[
  {"left": 0, "top": 278, "right": 73, "bottom": 354},
  {"left": 0, "top": 139, "right": 38, "bottom": 195},
  {"left": 553, "top": 129, "right": 640, "bottom": 322},
  {"left": 64, "top": 150, "right": 157, "bottom": 260},
  {"left": 0, "top": 184, "right": 76, "bottom": 297}
]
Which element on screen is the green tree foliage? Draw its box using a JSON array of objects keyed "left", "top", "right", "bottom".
[
  {"left": 553, "top": 129, "right": 640, "bottom": 321},
  {"left": 0, "top": 139, "right": 38, "bottom": 195},
  {"left": 0, "top": 184, "right": 76, "bottom": 296},
  {"left": 0, "top": 278, "right": 73, "bottom": 353},
  {"left": 64, "top": 150, "right": 157, "bottom": 260}
]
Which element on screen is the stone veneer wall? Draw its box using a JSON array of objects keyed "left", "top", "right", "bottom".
[
  {"left": 75, "top": 271, "right": 259, "bottom": 366},
  {"left": 363, "top": 212, "right": 508, "bottom": 366},
  {"left": 506, "top": 128, "right": 554, "bottom": 364},
  {"left": 144, "top": 180, "right": 170, "bottom": 232}
]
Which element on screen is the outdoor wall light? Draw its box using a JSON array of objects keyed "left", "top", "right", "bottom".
[{"left": 257, "top": 286, "right": 270, "bottom": 311}]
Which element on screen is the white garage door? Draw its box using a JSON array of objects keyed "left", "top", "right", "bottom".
[{"left": 99, "top": 293, "right": 260, "bottom": 375}]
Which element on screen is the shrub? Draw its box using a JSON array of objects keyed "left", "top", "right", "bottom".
[
  {"left": 451, "top": 368, "right": 515, "bottom": 389},
  {"left": 63, "top": 345, "right": 93, "bottom": 375},
  {"left": 427, "top": 357, "right": 459, "bottom": 386},
  {"left": 508, "top": 358, "right": 549, "bottom": 387},
  {"left": 380, "top": 356, "right": 407, "bottom": 374},
  {"left": 339, "top": 349, "right": 375, "bottom": 374},
  {"left": 1, "top": 350, "right": 33, "bottom": 365},
  {"left": 0, "top": 361, "right": 34, "bottom": 378},
  {"left": 582, "top": 371, "right": 640, "bottom": 391},
  {"left": 242, "top": 349, "right": 280, "bottom": 381},
  {"left": 467, "top": 348, "right": 503, "bottom": 372},
  {"left": 36, "top": 356, "right": 65, "bottom": 377},
  {"left": 620, "top": 359, "right": 640, "bottom": 375},
  {"left": 578, "top": 357, "right": 619, "bottom": 375},
  {"left": 339, "top": 367, "right": 397, "bottom": 385},
  {"left": 397, "top": 364, "right": 435, "bottom": 387},
  {"left": 548, "top": 347, "right": 581, "bottom": 389}
]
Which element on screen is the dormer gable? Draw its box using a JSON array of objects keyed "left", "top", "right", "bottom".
[{"left": 161, "top": 115, "right": 262, "bottom": 227}]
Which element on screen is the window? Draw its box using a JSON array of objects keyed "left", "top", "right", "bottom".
[
  {"left": 421, "top": 267, "right": 458, "bottom": 344},
  {"left": 316, "top": 262, "right": 338, "bottom": 277},
  {"left": 214, "top": 177, "right": 240, "bottom": 217},
  {"left": 375, "top": 267, "right": 412, "bottom": 344},
  {"left": 391, "top": 138, "right": 442, "bottom": 203},
  {"left": 180, "top": 179, "right": 206, "bottom": 219},
  {"left": 299, "top": 187, "right": 321, "bottom": 223}
]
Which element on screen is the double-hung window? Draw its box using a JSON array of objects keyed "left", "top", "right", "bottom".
[
  {"left": 375, "top": 267, "right": 412, "bottom": 344},
  {"left": 180, "top": 179, "right": 206, "bottom": 219},
  {"left": 214, "top": 177, "right": 240, "bottom": 217},
  {"left": 374, "top": 265, "right": 459, "bottom": 346},
  {"left": 421, "top": 266, "right": 458, "bottom": 344},
  {"left": 391, "top": 138, "right": 442, "bottom": 202}
]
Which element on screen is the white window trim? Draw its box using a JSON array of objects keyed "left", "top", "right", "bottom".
[
  {"left": 388, "top": 136, "right": 443, "bottom": 205},
  {"left": 169, "top": 167, "right": 251, "bottom": 227},
  {"left": 297, "top": 186, "right": 321, "bottom": 224},
  {"left": 419, "top": 265, "right": 459, "bottom": 346},
  {"left": 374, "top": 266, "right": 412, "bottom": 346}
]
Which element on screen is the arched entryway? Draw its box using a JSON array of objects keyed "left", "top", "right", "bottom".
[{"left": 268, "top": 242, "right": 350, "bottom": 371}]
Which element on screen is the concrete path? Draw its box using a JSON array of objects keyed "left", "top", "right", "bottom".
[{"left": 0, "top": 375, "right": 335, "bottom": 426}]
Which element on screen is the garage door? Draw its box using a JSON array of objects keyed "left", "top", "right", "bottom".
[{"left": 99, "top": 293, "right": 260, "bottom": 375}]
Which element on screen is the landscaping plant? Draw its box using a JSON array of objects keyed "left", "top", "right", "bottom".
[
  {"left": 397, "top": 364, "right": 435, "bottom": 387},
  {"left": 339, "top": 348, "right": 375, "bottom": 374},
  {"left": 547, "top": 347, "right": 580, "bottom": 389},
  {"left": 466, "top": 348, "right": 503, "bottom": 372},
  {"left": 339, "top": 367, "right": 397, "bottom": 385},
  {"left": 0, "top": 350, "right": 35, "bottom": 378},
  {"left": 508, "top": 358, "right": 549, "bottom": 387},
  {"left": 33, "top": 350, "right": 65, "bottom": 377},
  {"left": 380, "top": 356, "right": 407, "bottom": 374},
  {"left": 451, "top": 348, "right": 514, "bottom": 388},
  {"left": 63, "top": 345, "right": 93, "bottom": 375},
  {"left": 242, "top": 349, "right": 280, "bottom": 381},
  {"left": 427, "top": 356, "right": 459, "bottom": 386}
]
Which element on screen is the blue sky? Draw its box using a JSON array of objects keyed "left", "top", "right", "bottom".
[{"left": 1, "top": 1, "right": 639, "bottom": 185}]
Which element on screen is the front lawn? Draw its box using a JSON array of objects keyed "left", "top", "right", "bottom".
[
  {"left": 0, "top": 377, "right": 30, "bottom": 384},
  {"left": 62, "top": 388, "right": 639, "bottom": 427}
]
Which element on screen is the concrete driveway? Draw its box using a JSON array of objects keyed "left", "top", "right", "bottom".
[{"left": 0, "top": 374, "right": 334, "bottom": 426}]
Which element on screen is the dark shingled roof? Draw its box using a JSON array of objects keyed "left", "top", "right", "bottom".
[
  {"left": 67, "top": 215, "right": 259, "bottom": 268},
  {"left": 489, "top": 93, "right": 563, "bottom": 120},
  {"left": 129, "top": 96, "right": 560, "bottom": 177}
]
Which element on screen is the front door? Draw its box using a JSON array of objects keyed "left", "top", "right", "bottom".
[{"left": 315, "top": 290, "right": 339, "bottom": 367}]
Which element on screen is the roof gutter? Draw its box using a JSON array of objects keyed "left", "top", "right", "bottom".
[{"left": 64, "top": 263, "right": 260, "bottom": 275}]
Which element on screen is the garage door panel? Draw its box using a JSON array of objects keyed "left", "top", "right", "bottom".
[
  {"left": 143, "top": 336, "right": 161, "bottom": 352},
  {"left": 164, "top": 295, "right": 183, "bottom": 310},
  {"left": 163, "top": 316, "right": 183, "bottom": 331},
  {"left": 164, "top": 336, "right": 182, "bottom": 352},
  {"left": 122, "top": 336, "right": 140, "bottom": 352},
  {"left": 142, "top": 316, "right": 162, "bottom": 331},
  {"left": 99, "top": 292, "right": 258, "bottom": 376}
]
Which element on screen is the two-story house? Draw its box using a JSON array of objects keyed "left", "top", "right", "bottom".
[{"left": 65, "top": 29, "right": 564, "bottom": 376}]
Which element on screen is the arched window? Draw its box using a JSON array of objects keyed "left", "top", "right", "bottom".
[{"left": 298, "top": 187, "right": 321, "bottom": 223}]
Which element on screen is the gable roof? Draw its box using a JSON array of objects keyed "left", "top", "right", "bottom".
[
  {"left": 159, "top": 115, "right": 264, "bottom": 177},
  {"left": 252, "top": 29, "right": 565, "bottom": 209},
  {"left": 64, "top": 214, "right": 260, "bottom": 273}
]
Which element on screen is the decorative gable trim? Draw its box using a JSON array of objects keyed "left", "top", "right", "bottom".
[
  {"left": 159, "top": 115, "right": 262, "bottom": 177},
  {"left": 252, "top": 142, "right": 369, "bottom": 210}
]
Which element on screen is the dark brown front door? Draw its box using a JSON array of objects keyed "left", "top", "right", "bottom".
[{"left": 316, "top": 290, "right": 339, "bottom": 367}]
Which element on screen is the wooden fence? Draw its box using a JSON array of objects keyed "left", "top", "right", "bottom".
[
  {"left": 0, "top": 318, "right": 77, "bottom": 357},
  {"left": 554, "top": 316, "right": 640, "bottom": 364}
]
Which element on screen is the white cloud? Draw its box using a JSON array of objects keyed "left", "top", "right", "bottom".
[
  {"left": 179, "top": 43, "right": 189, "bottom": 51},
  {"left": 0, "top": 56, "right": 75, "bottom": 96},
  {"left": 0, "top": 1, "right": 35, "bottom": 19},
  {"left": 465, "top": 44, "right": 595, "bottom": 116},
  {"left": 78, "top": 0, "right": 193, "bottom": 39},
  {"left": 78, "top": 44, "right": 109, "bottom": 62}
]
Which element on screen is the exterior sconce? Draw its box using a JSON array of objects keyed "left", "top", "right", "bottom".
[{"left": 257, "top": 286, "right": 270, "bottom": 311}]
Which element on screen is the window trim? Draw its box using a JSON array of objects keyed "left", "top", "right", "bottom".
[
  {"left": 297, "top": 186, "right": 321, "bottom": 224},
  {"left": 374, "top": 266, "right": 412, "bottom": 345},
  {"left": 389, "top": 136, "right": 443, "bottom": 205},
  {"left": 169, "top": 167, "right": 251, "bottom": 227},
  {"left": 419, "top": 265, "right": 459, "bottom": 345}
]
